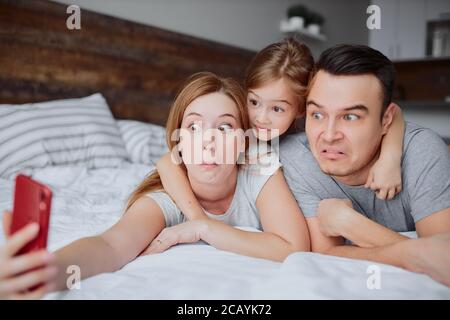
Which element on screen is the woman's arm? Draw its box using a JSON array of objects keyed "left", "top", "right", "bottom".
[
  {"left": 365, "top": 104, "right": 405, "bottom": 200},
  {"left": 201, "top": 169, "right": 311, "bottom": 260},
  {"left": 52, "top": 196, "right": 165, "bottom": 291},
  {"left": 156, "top": 153, "right": 207, "bottom": 220},
  {"left": 146, "top": 170, "right": 311, "bottom": 262}
]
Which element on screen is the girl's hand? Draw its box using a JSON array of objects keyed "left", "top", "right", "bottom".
[
  {"left": 365, "top": 155, "right": 402, "bottom": 200},
  {"left": 0, "top": 211, "right": 58, "bottom": 300},
  {"left": 140, "top": 220, "right": 208, "bottom": 255}
]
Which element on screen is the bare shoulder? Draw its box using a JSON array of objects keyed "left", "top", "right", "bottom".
[{"left": 124, "top": 195, "right": 163, "bottom": 217}]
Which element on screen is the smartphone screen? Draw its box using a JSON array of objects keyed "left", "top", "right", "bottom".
[{"left": 10, "top": 174, "right": 52, "bottom": 256}]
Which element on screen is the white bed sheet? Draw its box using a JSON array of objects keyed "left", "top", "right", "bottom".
[{"left": 0, "top": 164, "right": 448, "bottom": 300}]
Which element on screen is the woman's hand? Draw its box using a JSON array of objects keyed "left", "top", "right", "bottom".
[
  {"left": 140, "top": 220, "right": 208, "bottom": 255},
  {"left": 365, "top": 154, "right": 402, "bottom": 200},
  {"left": 0, "top": 211, "right": 58, "bottom": 300}
]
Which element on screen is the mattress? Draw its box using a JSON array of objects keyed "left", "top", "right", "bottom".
[{"left": 0, "top": 164, "right": 449, "bottom": 299}]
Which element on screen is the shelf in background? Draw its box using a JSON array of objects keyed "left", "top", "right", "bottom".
[
  {"left": 393, "top": 59, "right": 450, "bottom": 103},
  {"left": 393, "top": 56, "right": 450, "bottom": 63},
  {"left": 281, "top": 28, "right": 327, "bottom": 42},
  {"left": 396, "top": 100, "right": 450, "bottom": 110}
]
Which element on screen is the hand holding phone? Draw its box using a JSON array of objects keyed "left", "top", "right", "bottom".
[
  {"left": 0, "top": 216, "right": 57, "bottom": 299},
  {"left": 10, "top": 174, "right": 52, "bottom": 255},
  {"left": 0, "top": 174, "right": 56, "bottom": 298}
]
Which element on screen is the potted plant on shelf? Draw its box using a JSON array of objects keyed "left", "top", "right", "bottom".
[
  {"left": 286, "top": 4, "right": 309, "bottom": 31},
  {"left": 306, "top": 11, "right": 325, "bottom": 35}
]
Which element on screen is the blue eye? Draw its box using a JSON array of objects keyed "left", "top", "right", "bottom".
[
  {"left": 312, "top": 112, "right": 323, "bottom": 120},
  {"left": 343, "top": 114, "right": 359, "bottom": 121},
  {"left": 273, "top": 106, "right": 285, "bottom": 113}
]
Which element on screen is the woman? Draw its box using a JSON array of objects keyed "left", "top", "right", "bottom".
[{"left": 0, "top": 72, "right": 310, "bottom": 298}]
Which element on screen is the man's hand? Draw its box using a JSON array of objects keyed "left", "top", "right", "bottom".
[
  {"left": 407, "top": 232, "right": 450, "bottom": 286},
  {"left": 317, "top": 199, "right": 354, "bottom": 237},
  {"left": 140, "top": 220, "right": 208, "bottom": 255}
]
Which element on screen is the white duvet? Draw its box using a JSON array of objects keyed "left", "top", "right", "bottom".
[{"left": 0, "top": 164, "right": 449, "bottom": 299}]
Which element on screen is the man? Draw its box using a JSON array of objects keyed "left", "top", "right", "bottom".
[{"left": 280, "top": 44, "right": 450, "bottom": 285}]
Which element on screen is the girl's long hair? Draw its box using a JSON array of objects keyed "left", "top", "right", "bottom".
[{"left": 125, "top": 72, "right": 248, "bottom": 212}]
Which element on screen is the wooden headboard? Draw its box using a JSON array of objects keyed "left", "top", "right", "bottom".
[{"left": 0, "top": 0, "right": 255, "bottom": 126}]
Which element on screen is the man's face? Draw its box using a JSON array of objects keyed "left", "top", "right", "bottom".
[{"left": 305, "top": 70, "right": 388, "bottom": 183}]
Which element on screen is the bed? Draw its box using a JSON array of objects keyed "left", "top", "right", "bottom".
[
  {"left": 0, "top": 0, "right": 449, "bottom": 300},
  {"left": 0, "top": 153, "right": 448, "bottom": 300}
]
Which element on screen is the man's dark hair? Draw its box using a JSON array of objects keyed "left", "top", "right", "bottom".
[{"left": 314, "top": 44, "right": 396, "bottom": 114}]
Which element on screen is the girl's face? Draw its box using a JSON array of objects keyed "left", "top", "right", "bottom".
[
  {"left": 178, "top": 92, "right": 244, "bottom": 185},
  {"left": 247, "top": 78, "right": 301, "bottom": 141}
]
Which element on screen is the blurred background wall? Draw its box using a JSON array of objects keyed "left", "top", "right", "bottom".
[{"left": 53, "top": 0, "right": 450, "bottom": 143}]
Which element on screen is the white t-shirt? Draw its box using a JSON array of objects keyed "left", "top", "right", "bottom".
[
  {"left": 145, "top": 166, "right": 274, "bottom": 230},
  {"left": 244, "top": 138, "right": 282, "bottom": 176}
]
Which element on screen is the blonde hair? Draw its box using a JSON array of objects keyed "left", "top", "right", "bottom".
[
  {"left": 125, "top": 72, "right": 249, "bottom": 212},
  {"left": 245, "top": 38, "right": 314, "bottom": 114}
]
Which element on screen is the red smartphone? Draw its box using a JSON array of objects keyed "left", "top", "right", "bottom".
[{"left": 10, "top": 174, "right": 52, "bottom": 256}]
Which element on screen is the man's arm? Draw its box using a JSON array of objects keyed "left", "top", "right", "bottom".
[
  {"left": 308, "top": 213, "right": 450, "bottom": 286},
  {"left": 416, "top": 207, "right": 450, "bottom": 237},
  {"left": 316, "top": 199, "right": 450, "bottom": 248},
  {"left": 307, "top": 215, "right": 409, "bottom": 267},
  {"left": 316, "top": 199, "right": 408, "bottom": 248},
  {"left": 325, "top": 232, "right": 450, "bottom": 286}
]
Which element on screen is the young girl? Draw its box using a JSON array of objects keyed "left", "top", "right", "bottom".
[
  {"left": 1, "top": 72, "right": 311, "bottom": 297},
  {"left": 154, "top": 38, "right": 405, "bottom": 230}
]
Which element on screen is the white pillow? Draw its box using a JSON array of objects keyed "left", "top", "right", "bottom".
[
  {"left": 0, "top": 93, "right": 129, "bottom": 179},
  {"left": 117, "top": 120, "right": 168, "bottom": 165}
]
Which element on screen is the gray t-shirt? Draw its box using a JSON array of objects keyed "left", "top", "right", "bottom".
[
  {"left": 145, "top": 167, "right": 273, "bottom": 229},
  {"left": 280, "top": 122, "right": 450, "bottom": 232}
]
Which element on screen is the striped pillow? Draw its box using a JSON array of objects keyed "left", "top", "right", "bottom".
[
  {"left": 117, "top": 120, "right": 168, "bottom": 165},
  {"left": 0, "top": 93, "right": 129, "bottom": 179}
]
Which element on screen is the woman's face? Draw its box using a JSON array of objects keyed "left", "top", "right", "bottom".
[
  {"left": 247, "top": 78, "right": 301, "bottom": 141},
  {"left": 178, "top": 92, "right": 244, "bottom": 185}
]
